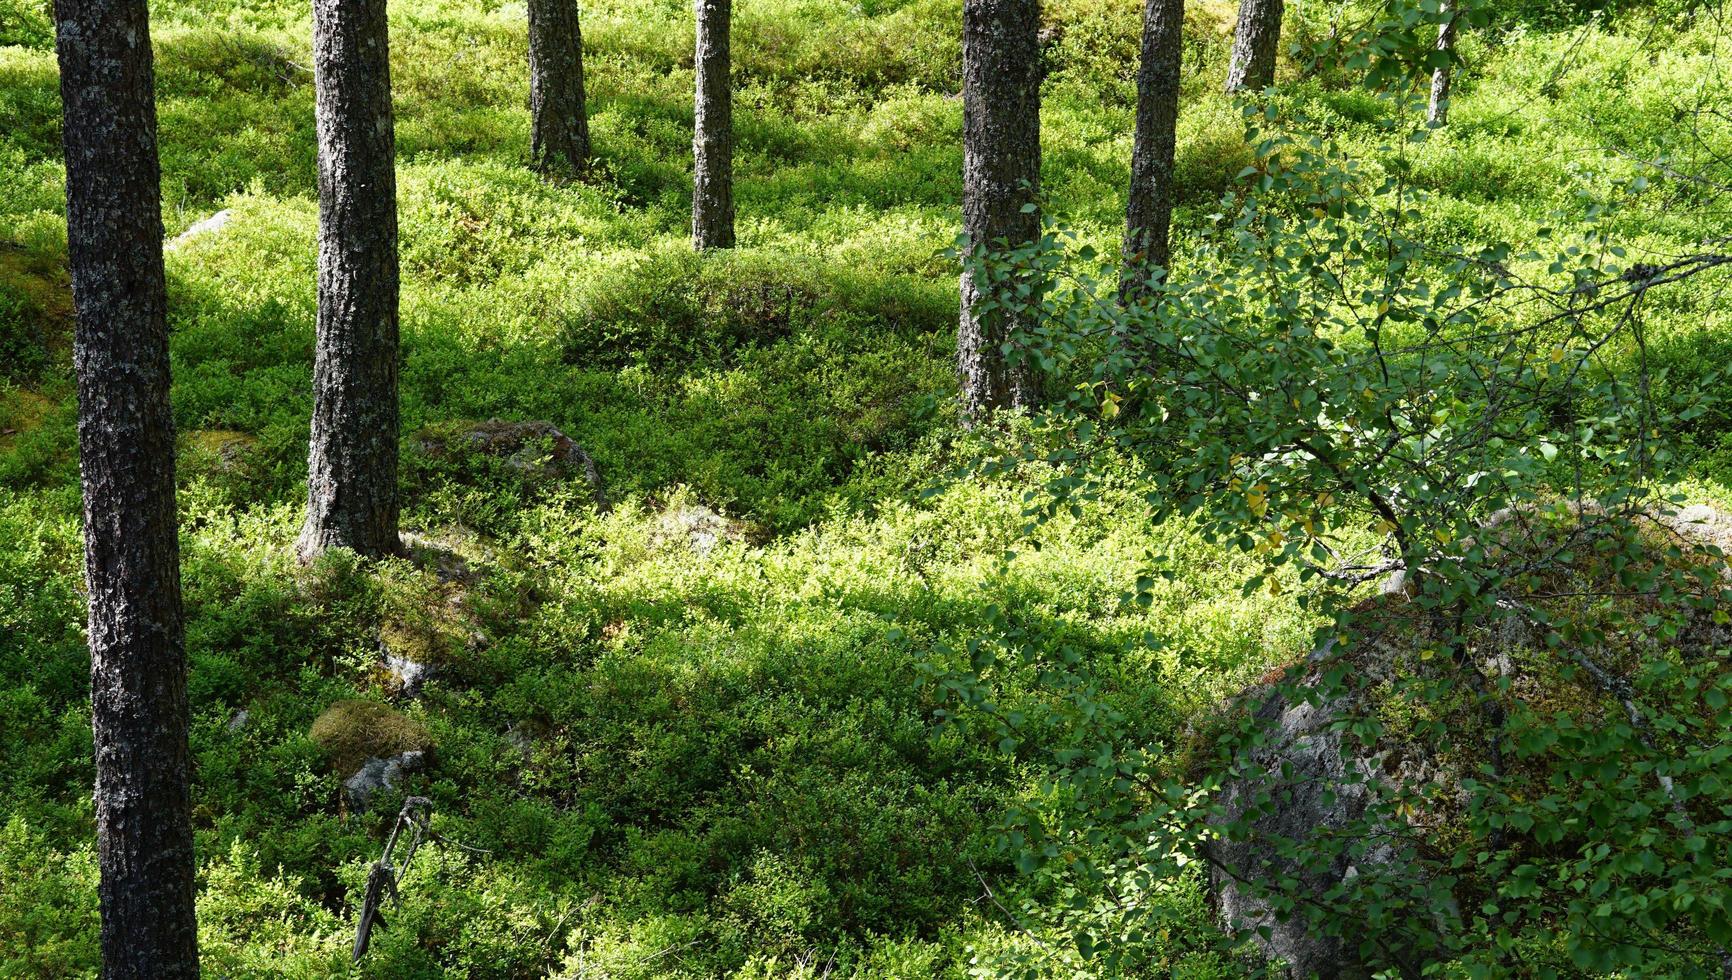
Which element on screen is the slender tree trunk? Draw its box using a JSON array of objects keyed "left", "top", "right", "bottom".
[
  {"left": 1428, "top": 2, "right": 1456, "bottom": 126},
  {"left": 692, "top": 0, "right": 734, "bottom": 250},
  {"left": 301, "top": 0, "right": 402, "bottom": 561},
  {"left": 528, "top": 0, "right": 591, "bottom": 175},
  {"left": 959, "top": 0, "right": 1041, "bottom": 421},
  {"left": 1224, "top": 0, "right": 1281, "bottom": 93},
  {"left": 1123, "top": 0, "right": 1184, "bottom": 301},
  {"left": 53, "top": 0, "right": 199, "bottom": 974}
]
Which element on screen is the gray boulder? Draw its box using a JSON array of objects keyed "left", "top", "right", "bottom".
[
  {"left": 1208, "top": 646, "right": 1416, "bottom": 978},
  {"left": 382, "top": 650, "right": 433, "bottom": 699},
  {"left": 1210, "top": 502, "right": 1732, "bottom": 976},
  {"left": 344, "top": 750, "right": 429, "bottom": 811}
]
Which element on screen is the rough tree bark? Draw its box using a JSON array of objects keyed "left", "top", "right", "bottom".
[
  {"left": 1428, "top": 2, "right": 1457, "bottom": 127},
  {"left": 1224, "top": 0, "right": 1281, "bottom": 94},
  {"left": 53, "top": 0, "right": 200, "bottom": 973},
  {"left": 1122, "top": 0, "right": 1184, "bottom": 301},
  {"left": 301, "top": 0, "right": 402, "bottom": 560},
  {"left": 528, "top": 0, "right": 591, "bottom": 175},
  {"left": 959, "top": 0, "right": 1042, "bottom": 420},
  {"left": 692, "top": 0, "right": 734, "bottom": 250}
]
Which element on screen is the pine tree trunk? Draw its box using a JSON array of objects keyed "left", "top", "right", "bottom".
[
  {"left": 1224, "top": 0, "right": 1281, "bottom": 93},
  {"left": 528, "top": 0, "right": 591, "bottom": 175},
  {"left": 1428, "top": 2, "right": 1456, "bottom": 127},
  {"left": 53, "top": 0, "right": 200, "bottom": 973},
  {"left": 1123, "top": 0, "right": 1184, "bottom": 301},
  {"left": 301, "top": 0, "right": 402, "bottom": 560},
  {"left": 692, "top": 0, "right": 734, "bottom": 250},
  {"left": 959, "top": 0, "right": 1041, "bottom": 421}
]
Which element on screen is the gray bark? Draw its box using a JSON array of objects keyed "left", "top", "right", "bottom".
[
  {"left": 692, "top": 0, "right": 734, "bottom": 250},
  {"left": 1224, "top": 0, "right": 1281, "bottom": 93},
  {"left": 959, "top": 0, "right": 1041, "bottom": 420},
  {"left": 528, "top": 0, "right": 591, "bottom": 175},
  {"left": 1427, "top": 3, "right": 1456, "bottom": 127},
  {"left": 53, "top": 0, "right": 200, "bottom": 973},
  {"left": 1123, "top": 0, "right": 1184, "bottom": 300},
  {"left": 301, "top": 0, "right": 402, "bottom": 560}
]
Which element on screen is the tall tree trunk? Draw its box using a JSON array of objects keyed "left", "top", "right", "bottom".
[
  {"left": 301, "top": 0, "right": 402, "bottom": 561},
  {"left": 959, "top": 0, "right": 1041, "bottom": 420},
  {"left": 53, "top": 0, "right": 200, "bottom": 974},
  {"left": 1123, "top": 0, "right": 1184, "bottom": 301},
  {"left": 1224, "top": 0, "right": 1281, "bottom": 93},
  {"left": 692, "top": 0, "right": 734, "bottom": 250},
  {"left": 528, "top": 0, "right": 591, "bottom": 176},
  {"left": 1428, "top": 2, "right": 1456, "bottom": 126}
]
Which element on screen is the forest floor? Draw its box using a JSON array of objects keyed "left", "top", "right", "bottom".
[{"left": 3, "top": 0, "right": 1731, "bottom": 976}]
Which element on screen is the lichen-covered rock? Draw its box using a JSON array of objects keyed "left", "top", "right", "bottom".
[
  {"left": 342, "top": 750, "right": 429, "bottom": 810},
  {"left": 1657, "top": 504, "right": 1732, "bottom": 561},
  {"left": 166, "top": 209, "right": 233, "bottom": 251},
  {"left": 653, "top": 502, "right": 752, "bottom": 556},
  {"left": 381, "top": 650, "right": 434, "bottom": 698},
  {"left": 1208, "top": 636, "right": 1433, "bottom": 979},
  {"left": 374, "top": 539, "right": 495, "bottom": 697},
  {"left": 376, "top": 611, "right": 488, "bottom": 697}
]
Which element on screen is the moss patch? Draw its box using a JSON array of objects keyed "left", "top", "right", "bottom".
[{"left": 307, "top": 699, "right": 432, "bottom": 775}]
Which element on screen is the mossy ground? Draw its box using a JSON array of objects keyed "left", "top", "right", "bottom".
[{"left": 2, "top": 0, "right": 1728, "bottom": 975}]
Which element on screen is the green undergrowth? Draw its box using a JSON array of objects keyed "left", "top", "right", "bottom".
[{"left": 2, "top": 0, "right": 1729, "bottom": 975}]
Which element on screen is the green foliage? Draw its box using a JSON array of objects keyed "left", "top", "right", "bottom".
[
  {"left": 0, "top": 245, "right": 70, "bottom": 383},
  {"left": 0, "top": 288, "right": 46, "bottom": 381},
  {"left": 556, "top": 246, "right": 952, "bottom": 370},
  {"left": 0, "top": 0, "right": 51, "bottom": 49},
  {"left": 4, "top": 0, "right": 1732, "bottom": 975},
  {"left": 936, "top": 20, "right": 1732, "bottom": 971},
  {"left": 0, "top": 818, "right": 99, "bottom": 978}
]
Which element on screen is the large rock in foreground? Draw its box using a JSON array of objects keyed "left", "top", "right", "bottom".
[
  {"left": 1206, "top": 504, "right": 1732, "bottom": 977},
  {"left": 1211, "top": 686, "right": 1359, "bottom": 976}
]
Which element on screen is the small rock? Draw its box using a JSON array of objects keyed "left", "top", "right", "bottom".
[
  {"left": 167, "top": 209, "right": 233, "bottom": 250},
  {"left": 225, "top": 709, "right": 250, "bottom": 733},
  {"left": 382, "top": 650, "right": 433, "bottom": 698},
  {"left": 378, "top": 606, "right": 473, "bottom": 696},
  {"left": 343, "top": 750, "right": 428, "bottom": 810},
  {"left": 655, "top": 502, "right": 750, "bottom": 556}
]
